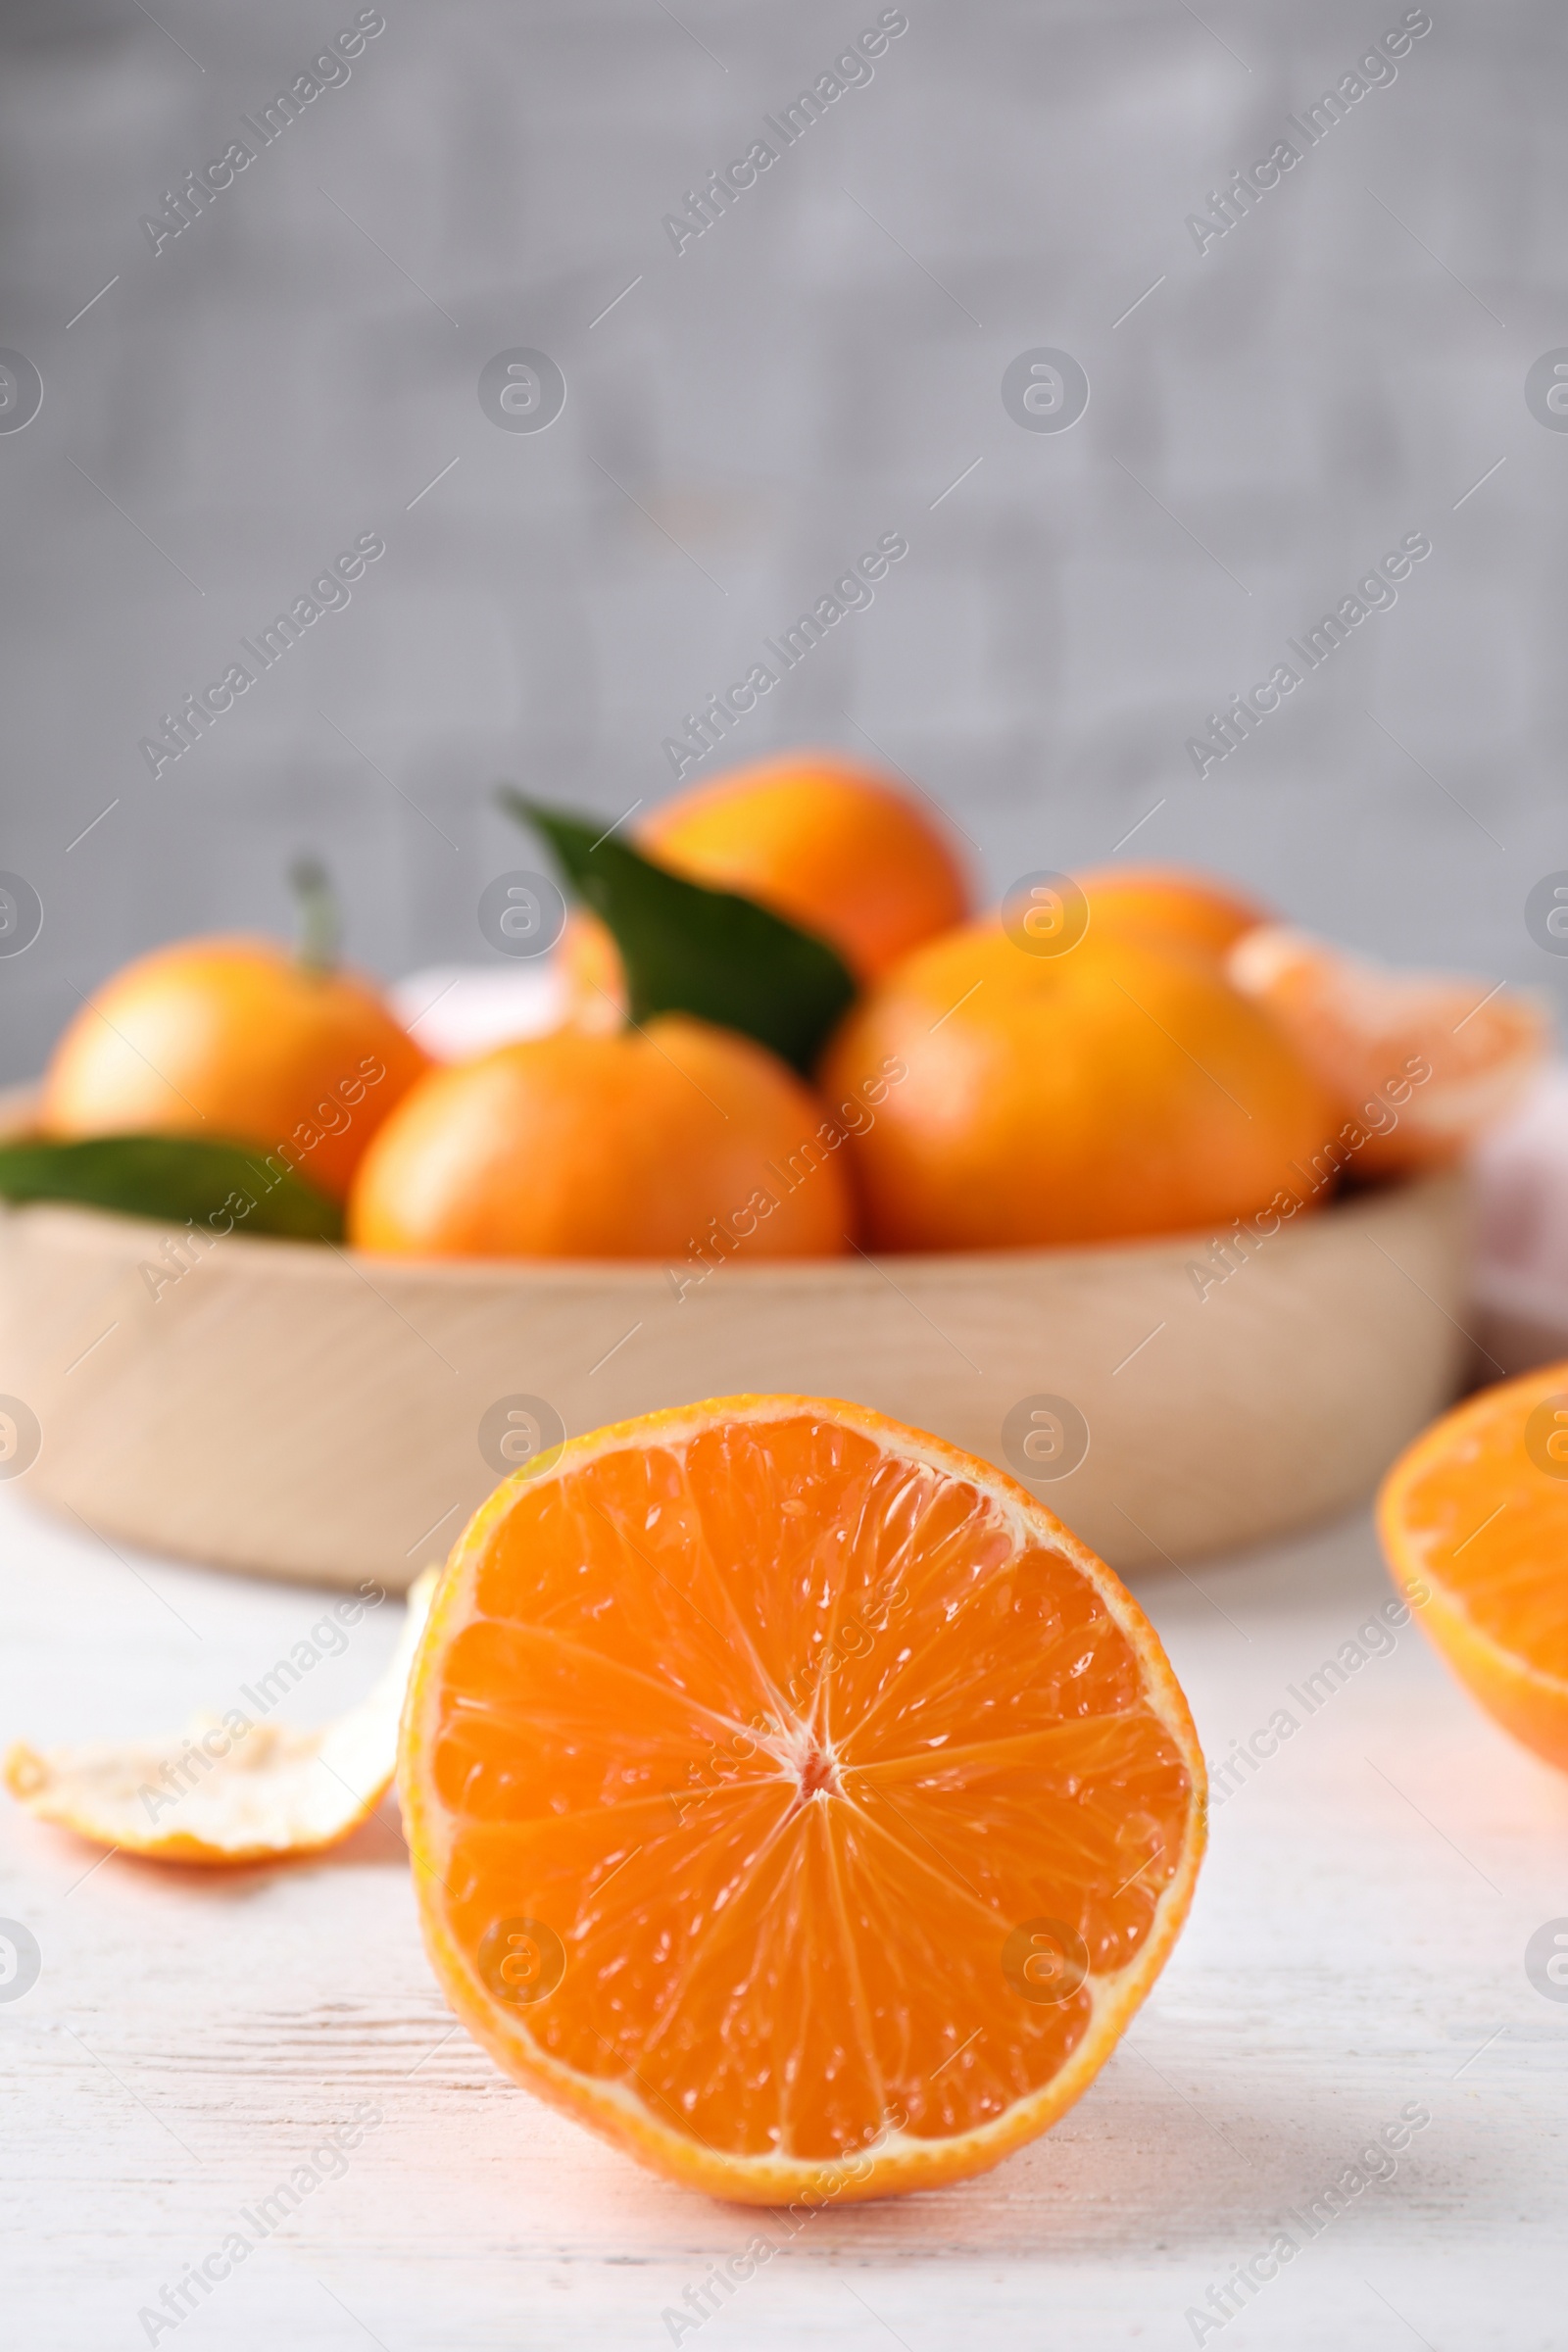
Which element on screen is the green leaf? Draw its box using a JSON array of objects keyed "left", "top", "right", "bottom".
[
  {"left": 499, "top": 788, "right": 858, "bottom": 1075},
  {"left": 0, "top": 1135, "right": 344, "bottom": 1242}
]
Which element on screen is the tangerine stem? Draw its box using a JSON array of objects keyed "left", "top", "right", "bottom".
[{"left": 289, "top": 856, "right": 340, "bottom": 975}]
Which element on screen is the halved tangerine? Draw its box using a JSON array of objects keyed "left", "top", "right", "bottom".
[
  {"left": 398, "top": 1396, "right": 1205, "bottom": 2203},
  {"left": 1379, "top": 1362, "right": 1568, "bottom": 1772}
]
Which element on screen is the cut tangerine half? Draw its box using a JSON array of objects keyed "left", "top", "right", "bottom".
[
  {"left": 1379, "top": 1363, "right": 1568, "bottom": 1773},
  {"left": 1228, "top": 924, "right": 1548, "bottom": 1173},
  {"left": 398, "top": 1396, "right": 1205, "bottom": 2204}
]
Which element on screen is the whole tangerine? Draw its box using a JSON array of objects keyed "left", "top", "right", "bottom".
[
  {"left": 818, "top": 919, "right": 1335, "bottom": 1250},
  {"left": 559, "top": 752, "right": 970, "bottom": 1027},
  {"left": 40, "top": 909, "right": 430, "bottom": 1202},
  {"left": 349, "top": 1016, "right": 854, "bottom": 1260},
  {"left": 1069, "top": 864, "right": 1271, "bottom": 962}
]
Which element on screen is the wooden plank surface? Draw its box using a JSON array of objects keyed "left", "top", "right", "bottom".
[{"left": 2, "top": 1482, "right": 1564, "bottom": 2351}]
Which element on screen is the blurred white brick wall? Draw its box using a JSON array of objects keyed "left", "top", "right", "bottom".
[{"left": 0, "top": 0, "right": 1563, "bottom": 1078}]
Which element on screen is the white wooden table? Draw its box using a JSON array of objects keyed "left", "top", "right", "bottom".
[{"left": 3, "top": 1480, "right": 1565, "bottom": 2351}]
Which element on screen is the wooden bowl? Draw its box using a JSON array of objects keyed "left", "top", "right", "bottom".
[{"left": 0, "top": 1092, "right": 1469, "bottom": 1590}]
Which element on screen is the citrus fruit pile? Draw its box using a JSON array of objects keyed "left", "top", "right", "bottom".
[
  {"left": 3, "top": 749, "right": 1556, "bottom": 2211},
  {"left": 13, "top": 749, "right": 1544, "bottom": 1258}
]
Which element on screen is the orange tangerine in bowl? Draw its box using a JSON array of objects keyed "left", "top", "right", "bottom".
[
  {"left": 819, "top": 918, "right": 1335, "bottom": 1250},
  {"left": 559, "top": 752, "right": 971, "bottom": 1027},
  {"left": 349, "top": 1017, "right": 852, "bottom": 1259},
  {"left": 38, "top": 865, "right": 429, "bottom": 1201},
  {"left": 1072, "top": 864, "right": 1271, "bottom": 962}
]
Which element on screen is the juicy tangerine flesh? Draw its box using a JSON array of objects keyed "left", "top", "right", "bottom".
[
  {"left": 1229, "top": 924, "right": 1548, "bottom": 1175},
  {"left": 1379, "top": 1363, "right": 1568, "bottom": 1772},
  {"left": 399, "top": 1398, "right": 1204, "bottom": 2202}
]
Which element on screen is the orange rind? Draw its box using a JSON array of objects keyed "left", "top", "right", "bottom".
[{"left": 5, "top": 1569, "right": 435, "bottom": 1864}]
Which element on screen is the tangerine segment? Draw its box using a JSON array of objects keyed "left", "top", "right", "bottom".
[
  {"left": 399, "top": 1396, "right": 1204, "bottom": 2203},
  {"left": 1378, "top": 1363, "right": 1568, "bottom": 1772},
  {"left": 1229, "top": 925, "right": 1549, "bottom": 1174}
]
